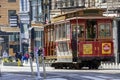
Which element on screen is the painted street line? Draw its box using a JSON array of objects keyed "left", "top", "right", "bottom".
[{"left": 81, "top": 76, "right": 105, "bottom": 80}]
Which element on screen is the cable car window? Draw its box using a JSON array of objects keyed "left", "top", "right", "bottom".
[
  {"left": 99, "top": 23, "right": 111, "bottom": 38},
  {"left": 58, "top": 42, "right": 68, "bottom": 52},
  {"left": 56, "top": 25, "right": 59, "bottom": 40},
  {"left": 99, "top": 24, "right": 105, "bottom": 37},
  {"left": 86, "top": 20, "right": 97, "bottom": 39},
  {"left": 51, "top": 28, "right": 54, "bottom": 41},
  {"left": 48, "top": 28, "right": 50, "bottom": 41},
  {"left": 62, "top": 23, "right": 66, "bottom": 38},
  {"left": 66, "top": 22, "right": 70, "bottom": 39},
  {"left": 58, "top": 43, "right": 62, "bottom": 52},
  {"left": 78, "top": 25, "right": 84, "bottom": 38},
  {"left": 62, "top": 42, "right": 68, "bottom": 52},
  {"left": 60, "top": 24, "right": 63, "bottom": 39},
  {"left": 72, "top": 25, "right": 77, "bottom": 39},
  {"left": 106, "top": 24, "right": 111, "bottom": 36},
  {"left": 59, "top": 24, "right": 62, "bottom": 39}
]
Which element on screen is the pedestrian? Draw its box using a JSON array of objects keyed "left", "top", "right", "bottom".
[
  {"left": 30, "top": 50, "right": 34, "bottom": 61},
  {"left": 2, "top": 50, "right": 8, "bottom": 62},
  {"left": 37, "top": 47, "right": 43, "bottom": 63},
  {"left": 37, "top": 47, "right": 42, "bottom": 56},
  {"left": 16, "top": 52, "right": 23, "bottom": 66},
  {"left": 2, "top": 50, "right": 8, "bottom": 58},
  {"left": 18, "top": 52, "right": 22, "bottom": 61},
  {"left": 24, "top": 52, "right": 29, "bottom": 63},
  {"left": 15, "top": 52, "right": 19, "bottom": 62},
  {"left": 100, "top": 29, "right": 105, "bottom": 37}
]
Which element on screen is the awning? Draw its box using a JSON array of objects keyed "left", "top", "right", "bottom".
[{"left": 0, "top": 27, "right": 20, "bottom": 32}]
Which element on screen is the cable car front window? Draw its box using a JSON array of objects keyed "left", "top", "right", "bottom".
[
  {"left": 86, "top": 20, "right": 97, "bottom": 39},
  {"left": 106, "top": 24, "right": 111, "bottom": 36},
  {"left": 99, "top": 23, "right": 111, "bottom": 38},
  {"left": 72, "top": 25, "right": 77, "bottom": 39},
  {"left": 62, "top": 23, "right": 66, "bottom": 38},
  {"left": 78, "top": 25, "right": 84, "bottom": 38}
]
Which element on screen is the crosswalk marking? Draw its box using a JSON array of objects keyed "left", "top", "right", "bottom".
[
  {"left": 98, "top": 75, "right": 113, "bottom": 79},
  {"left": 81, "top": 76, "right": 106, "bottom": 80},
  {"left": 45, "top": 78, "right": 67, "bottom": 80}
]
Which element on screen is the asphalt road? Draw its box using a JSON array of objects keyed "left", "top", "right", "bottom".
[{"left": 1, "top": 65, "right": 120, "bottom": 80}]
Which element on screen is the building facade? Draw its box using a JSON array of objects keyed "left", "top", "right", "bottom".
[
  {"left": 19, "top": 0, "right": 45, "bottom": 53},
  {"left": 0, "top": 0, "right": 20, "bottom": 57},
  {"left": 19, "top": 0, "right": 30, "bottom": 54},
  {"left": 0, "top": 0, "right": 19, "bottom": 26},
  {"left": 30, "top": 0, "right": 44, "bottom": 52}
]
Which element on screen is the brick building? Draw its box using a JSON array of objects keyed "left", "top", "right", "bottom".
[{"left": 0, "top": 0, "right": 20, "bottom": 57}]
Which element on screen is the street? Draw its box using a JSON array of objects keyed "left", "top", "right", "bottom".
[{"left": 1, "top": 63, "right": 120, "bottom": 80}]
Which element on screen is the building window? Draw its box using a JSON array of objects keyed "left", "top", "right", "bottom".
[
  {"left": 31, "top": 0, "right": 42, "bottom": 21},
  {"left": 54, "top": 1, "right": 57, "bottom": 9},
  {"left": 102, "top": 0, "right": 106, "bottom": 3},
  {"left": 70, "top": 0, "right": 74, "bottom": 6},
  {"left": 21, "top": 0, "right": 24, "bottom": 11},
  {"left": 21, "top": 0, "right": 28, "bottom": 11},
  {"left": 8, "top": 0, "right": 16, "bottom": 2},
  {"left": 8, "top": 10, "right": 16, "bottom": 22},
  {"left": 8, "top": 10, "right": 16, "bottom": 17},
  {"left": 9, "top": 33, "right": 19, "bottom": 41}
]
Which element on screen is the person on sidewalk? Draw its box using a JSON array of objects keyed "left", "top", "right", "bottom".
[
  {"left": 18, "top": 52, "right": 22, "bottom": 61},
  {"left": 37, "top": 47, "right": 43, "bottom": 63},
  {"left": 23, "top": 52, "right": 29, "bottom": 63},
  {"left": 2, "top": 50, "right": 8, "bottom": 62},
  {"left": 30, "top": 50, "right": 34, "bottom": 61},
  {"left": 15, "top": 52, "right": 19, "bottom": 62}
]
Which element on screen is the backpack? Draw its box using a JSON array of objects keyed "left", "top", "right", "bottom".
[{"left": 25, "top": 53, "right": 29, "bottom": 58}]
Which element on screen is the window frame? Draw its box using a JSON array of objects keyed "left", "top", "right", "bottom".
[
  {"left": 71, "top": 23, "right": 85, "bottom": 39},
  {"left": 98, "top": 23, "right": 112, "bottom": 39},
  {"left": 8, "top": 0, "right": 16, "bottom": 2}
]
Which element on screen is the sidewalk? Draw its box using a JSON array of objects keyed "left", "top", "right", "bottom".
[
  {"left": 0, "top": 62, "right": 67, "bottom": 80},
  {"left": 1, "top": 73, "right": 67, "bottom": 80}
]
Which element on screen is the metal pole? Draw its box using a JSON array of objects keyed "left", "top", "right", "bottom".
[
  {"left": 19, "top": 22, "right": 22, "bottom": 53},
  {"left": 30, "top": 56, "right": 34, "bottom": 76},
  {"left": 76, "top": 16, "right": 78, "bottom": 58},
  {"left": 41, "top": 48, "right": 46, "bottom": 79},
  {"left": 35, "top": 50, "right": 42, "bottom": 80},
  {"left": 0, "top": 57, "right": 1, "bottom": 77},
  {"left": 0, "top": 68, "right": 1, "bottom": 77}
]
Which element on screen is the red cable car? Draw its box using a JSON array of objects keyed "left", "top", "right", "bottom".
[{"left": 44, "top": 8, "right": 114, "bottom": 69}]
